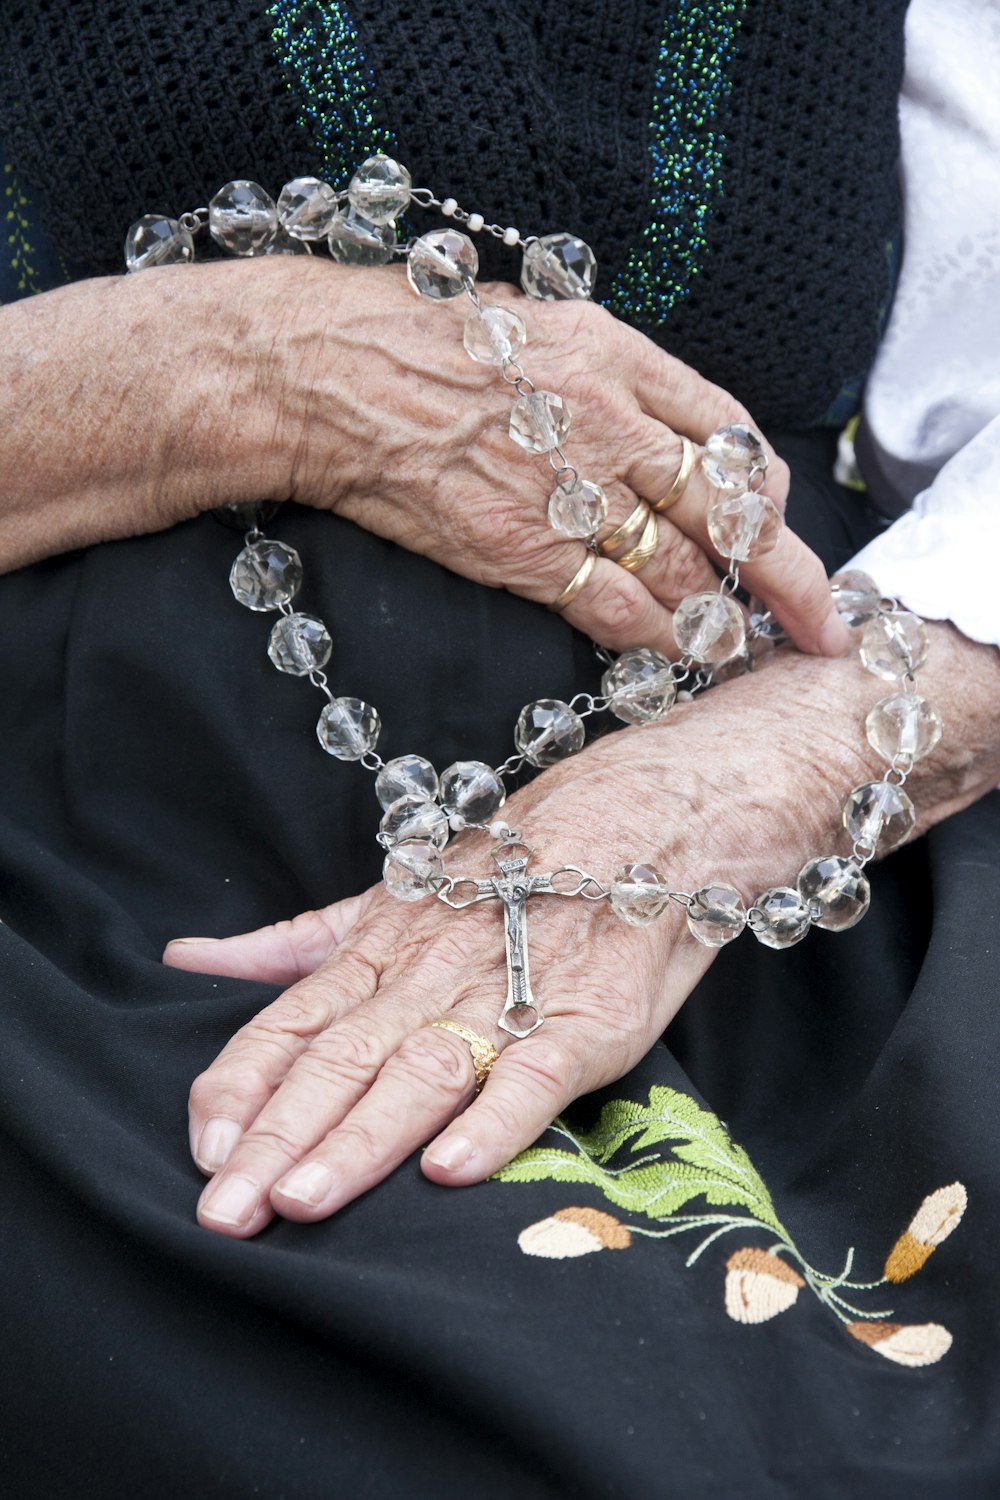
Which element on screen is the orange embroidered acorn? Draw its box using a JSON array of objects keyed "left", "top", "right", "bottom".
[
  {"left": 724, "top": 1248, "right": 805, "bottom": 1324},
  {"left": 884, "top": 1182, "right": 967, "bottom": 1283},
  {"left": 847, "top": 1321, "right": 953, "bottom": 1367},
  {"left": 518, "top": 1207, "right": 632, "bottom": 1259}
]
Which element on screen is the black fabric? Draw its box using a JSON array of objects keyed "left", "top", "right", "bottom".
[
  {"left": 0, "top": 0, "right": 906, "bottom": 424},
  {"left": 2, "top": 434, "right": 999, "bottom": 1497}
]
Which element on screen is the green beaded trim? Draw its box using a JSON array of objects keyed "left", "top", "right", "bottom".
[
  {"left": 2, "top": 159, "right": 44, "bottom": 300},
  {"left": 609, "top": 0, "right": 745, "bottom": 327},
  {"left": 268, "top": 1, "right": 393, "bottom": 182}
]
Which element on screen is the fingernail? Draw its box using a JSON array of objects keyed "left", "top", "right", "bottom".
[
  {"left": 199, "top": 1174, "right": 260, "bottom": 1227},
  {"left": 275, "top": 1161, "right": 335, "bottom": 1207},
  {"left": 424, "top": 1135, "right": 474, "bottom": 1172},
  {"left": 165, "top": 937, "right": 213, "bottom": 947},
  {"left": 818, "top": 610, "right": 852, "bottom": 656},
  {"left": 195, "top": 1117, "right": 243, "bottom": 1173}
]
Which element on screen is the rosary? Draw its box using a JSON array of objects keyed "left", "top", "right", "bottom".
[{"left": 125, "top": 156, "right": 944, "bottom": 1043}]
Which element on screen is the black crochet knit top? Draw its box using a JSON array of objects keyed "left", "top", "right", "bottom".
[{"left": 0, "top": 0, "right": 907, "bottom": 426}]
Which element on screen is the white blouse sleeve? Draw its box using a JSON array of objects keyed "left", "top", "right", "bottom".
[{"left": 848, "top": 0, "right": 1000, "bottom": 649}]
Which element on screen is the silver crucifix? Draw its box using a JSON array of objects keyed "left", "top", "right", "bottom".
[{"left": 436, "top": 835, "right": 607, "bottom": 1039}]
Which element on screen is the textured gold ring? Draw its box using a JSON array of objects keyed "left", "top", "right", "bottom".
[
  {"left": 548, "top": 549, "right": 597, "bottom": 613},
  {"left": 598, "top": 499, "right": 652, "bottom": 558},
  {"left": 651, "top": 435, "right": 696, "bottom": 513},
  {"left": 429, "top": 1020, "right": 501, "bottom": 1094},
  {"left": 616, "top": 507, "right": 659, "bottom": 573}
]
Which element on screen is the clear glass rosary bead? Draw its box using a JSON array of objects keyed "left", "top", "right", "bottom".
[
  {"left": 843, "top": 780, "right": 915, "bottom": 855},
  {"left": 747, "top": 597, "right": 789, "bottom": 647},
  {"left": 830, "top": 569, "right": 881, "bottom": 628},
  {"left": 316, "top": 697, "right": 381, "bottom": 760},
  {"left": 277, "top": 176, "right": 339, "bottom": 240},
  {"left": 382, "top": 838, "right": 445, "bottom": 902},
  {"left": 406, "top": 229, "right": 479, "bottom": 299},
  {"left": 267, "top": 613, "right": 332, "bottom": 675},
  {"left": 514, "top": 699, "right": 586, "bottom": 767},
  {"left": 348, "top": 154, "right": 412, "bottom": 225},
  {"left": 609, "top": 863, "right": 669, "bottom": 926},
  {"left": 601, "top": 647, "right": 677, "bottom": 725},
  {"left": 265, "top": 231, "right": 311, "bottom": 256},
  {"left": 701, "top": 424, "right": 766, "bottom": 491},
  {"left": 520, "top": 232, "right": 597, "bottom": 300},
  {"left": 124, "top": 215, "right": 195, "bottom": 272},
  {"left": 439, "top": 761, "right": 505, "bottom": 826},
  {"left": 797, "top": 855, "right": 870, "bottom": 931},
  {"left": 672, "top": 592, "right": 746, "bottom": 665},
  {"left": 375, "top": 754, "right": 439, "bottom": 811},
  {"left": 706, "top": 491, "right": 783, "bottom": 562},
  {"left": 548, "top": 479, "right": 607, "bottom": 539},
  {"left": 860, "top": 611, "right": 929, "bottom": 680},
  {"left": 380, "top": 794, "right": 450, "bottom": 850},
  {"left": 229, "top": 539, "right": 303, "bottom": 611},
  {"left": 327, "top": 205, "right": 397, "bottom": 266},
  {"left": 208, "top": 181, "right": 278, "bottom": 256},
  {"left": 463, "top": 305, "right": 527, "bottom": 365},
  {"left": 866, "top": 692, "right": 943, "bottom": 764},
  {"left": 509, "top": 391, "right": 571, "bottom": 453},
  {"left": 749, "top": 887, "right": 813, "bottom": 949},
  {"left": 686, "top": 884, "right": 747, "bottom": 946}
]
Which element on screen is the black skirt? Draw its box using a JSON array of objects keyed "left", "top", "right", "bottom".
[{"left": 2, "top": 431, "right": 997, "bottom": 1499}]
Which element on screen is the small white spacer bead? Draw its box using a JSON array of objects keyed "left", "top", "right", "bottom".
[
  {"left": 502, "top": 226, "right": 520, "bottom": 246},
  {"left": 467, "top": 212, "right": 485, "bottom": 233},
  {"left": 441, "top": 198, "right": 458, "bottom": 217}
]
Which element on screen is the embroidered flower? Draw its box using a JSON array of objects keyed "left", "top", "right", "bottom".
[
  {"left": 518, "top": 1207, "right": 632, "bottom": 1259},
  {"left": 724, "top": 1247, "right": 805, "bottom": 1324},
  {"left": 846, "top": 1322, "right": 953, "bottom": 1367},
  {"left": 884, "top": 1183, "right": 968, "bottom": 1283}
]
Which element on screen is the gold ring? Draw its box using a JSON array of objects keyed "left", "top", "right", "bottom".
[
  {"left": 651, "top": 436, "right": 696, "bottom": 513},
  {"left": 548, "top": 549, "right": 597, "bottom": 613},
  {"left": 598, "top": 499, "right": 652, "bottom": 558},
  {"left": 429, "top": 1021, "right": 501, "bottom": 1094},
  {"left": 616, "top": 507, "right": 659, "bottom": 573}
]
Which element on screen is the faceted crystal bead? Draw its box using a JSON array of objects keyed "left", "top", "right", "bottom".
[
  {"left": 509, "top": 391, "right": 571, "bottom": 453},
  {"left": 439, "top": 761, "right": 505, "bottom": 826},
  {"left": 208, "top": 181, "right": 278, "bottom": 256},
  {"left": 463, "top": 305, "right": 527, "bottom": 365},
  {"left": 710, "top": 649, "right": 752, "bottom": 684},
  {"left": 267, "top": 613, "right": 332, "bottom": 675},
  {"left": 750, "top": 887, "right": 812, "bottom": 949},
  {"left": 687, "top": 884, "right": 747, "bottom": 947},
  {"left": 601, "top": 648, "right": 676, "bottom": 725},
  {"left": 348, "top": 154, "right": 412, "bottom": 225},
  {"left": 609, "top": 863, "right": 669, "bottom": 926},
  {"left": 866, "top": 692, "right": 943, "bottom": 764},
  {"left": 797, "top": 855, "right": 870, "bottom": 931},
  {"left": 264, "top": 230, "right": 311, "bottom": 256},
  {"left": 701, "top": 424, "right": 766, "bottom": 491},
  {"left": 843, "top": 780, "right": 916, "bottom": 854},
  {"left": 406, "top": 229, "right": 479, "bottom": 299},
  {"left": 520, "top": 233, "right": 598, "bottom": 300},
  {"left": 514, "top": 699, "right": 586, "bottom": 768},
  {"left": 860, "top": 611, "right": 929, "bottom": 680},
  {"left": 830, "top": 569, "right": 881, "bottom": 628},
  {"left": 707, "top": 491, "right": 783, "bottom": 562},
  {"left": 124, "top": 215, "right": 195, "bottom": 272},
  {"left": 276, "top": 176, "right": 339, "bottom": 240},
  {"left": 379, "top": 795, "right": 450, "bottom": 851},
  {"left": 327, "top": 206, "right": 396, "bottom": 266},
  {"left": 748, "top": 597, "right": 789, "bottom": 646},
  {"left": 548, "top": 479, "right": 607, "bottom": 538},
  {"left": 672, "top": 592, "right": 746, "bottom": 665},
  {"left": 229, "top": 540, "right": 303, "bottom": 611},
  {"left": 375, "top": 754, "right": 439, "bottom": 811},
  {"left": 317, "top": 697, "right": 381, "bottom": 760},
  {"left": 382, "top": 839, "right": 445, "bottom": 902}
]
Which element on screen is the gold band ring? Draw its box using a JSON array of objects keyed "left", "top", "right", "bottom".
[
  {"left": 429, "top": 1020, "right": 501, "bottom": 1094},
  {"left": 651, "top": 436, "right": 696, "bottom": 513},
  {"left": 598, "top": 499, "right": 653, "bottom": 559},
  {"left": 616, "top": 507, "right": 659, "bottom": 573},
  {"left": 548, "top": 549, "right": 597, "bottom": 613}
]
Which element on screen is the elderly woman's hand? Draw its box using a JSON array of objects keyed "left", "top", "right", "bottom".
[
  {"left": 0, "top": 257, "right": 847, "bottom": 656},
  {"left": 164, "top": 623, "right": 1000, "bottom": 1239}
]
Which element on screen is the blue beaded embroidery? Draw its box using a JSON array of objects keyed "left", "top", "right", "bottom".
[
  {"left": 608, "top": 1, "right": 745, "bottom": 327},
  {"left": 268, "top": 1, "right": 393, "bottom": 180}
]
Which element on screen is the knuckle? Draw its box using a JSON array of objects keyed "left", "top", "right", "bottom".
[
  {"left": 241, "top": 1114, "right": 311, "bottom": 1159},
  {"left": 331, "top": 1118, "right": 383, "bottom": 1169},
  {"left": 189, "top": 1061, "right": 267, "bottom": 1114},
  {"left": 508, "top": 1041, "right": 575, "bottom": 1103},
  {"left": 389, "top": 1032, "right": 472, "bottom": 1096},
  {"left": 253, "top": 984, "right": 333, "bottom": 1039},
  {"left": 589, "top": 572, "right": 650, "bottom": 643},
  {"left": 657, "top": 526, "right": 714, "bottom": 598},
  {"left": 297, "top": 1023, "right": 385, "bottom": 1086}
]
